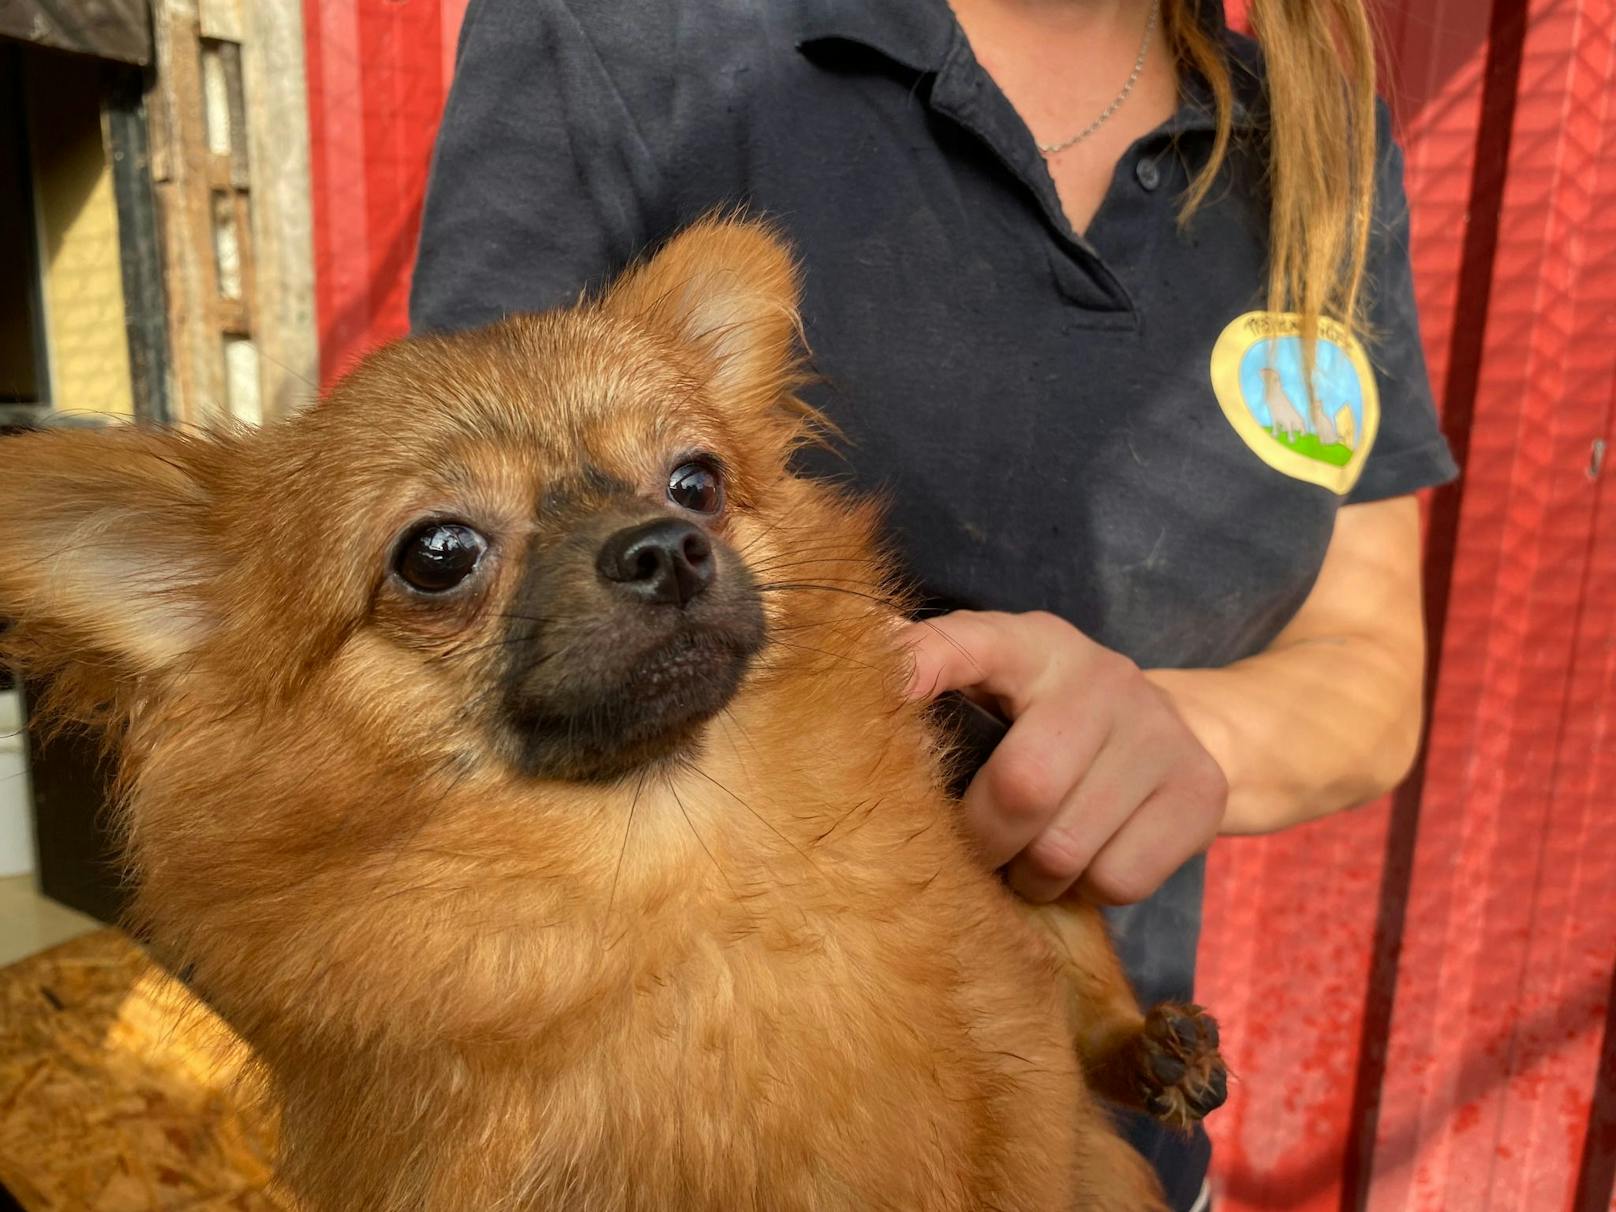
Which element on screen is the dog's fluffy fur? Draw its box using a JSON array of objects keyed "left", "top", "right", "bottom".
[{"left": 0, "top": 220, "right": 1222, "bottom": 1210}]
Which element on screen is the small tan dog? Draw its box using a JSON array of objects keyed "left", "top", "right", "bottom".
[{"left": 0, "top": 219, "right": 1223, "bottom": 1211}]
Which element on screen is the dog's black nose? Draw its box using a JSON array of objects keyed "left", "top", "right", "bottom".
[{"left": 596, "top": 519, "right": 715, "bottom": 606}]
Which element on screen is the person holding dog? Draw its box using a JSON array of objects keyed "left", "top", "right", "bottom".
[{"left": 411, "top": 0, "right": 1457, "bottom": 1207}]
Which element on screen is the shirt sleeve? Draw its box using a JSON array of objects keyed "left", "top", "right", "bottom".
[
  {"left": 408, "top": 0, "right": 674, "bottom": 335},
  {"left": 1345, "top": 102, "right": 1460, "bottom": 504}
]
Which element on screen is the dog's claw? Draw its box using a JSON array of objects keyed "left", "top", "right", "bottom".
[{"left": 1132, "top": 1003, "right": 1228, "bottom": 1130}]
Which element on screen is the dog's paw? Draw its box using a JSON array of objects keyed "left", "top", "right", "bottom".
[{"left": 1132, "top": 1003, "right": 1227, "bottom": 1129}]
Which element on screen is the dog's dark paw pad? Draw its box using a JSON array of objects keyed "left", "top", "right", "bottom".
[{"left": 1133, "top": 1002, "right": 1228, "bottom": 1129}]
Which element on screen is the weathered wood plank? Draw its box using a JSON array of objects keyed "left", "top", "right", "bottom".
[
  {"left": 239, "top": 0, "right": 316, "bottom": 417},
  {"left": 147, "top": 0, "right": 226, "bottom": 422},
  {"left": 103, "top": 65, "right": 173, "bottom": 422},
  {"left": 195, "top": 0, "right": 240, "bottom": 42}
]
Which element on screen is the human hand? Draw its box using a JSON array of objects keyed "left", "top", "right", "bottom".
[{"left": 898, "top": 611, "right": 1227, "bottom": 905}]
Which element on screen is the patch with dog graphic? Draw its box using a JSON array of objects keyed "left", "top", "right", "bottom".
[{"left": 1209, "top": 311, "right": 1379, "bottom": 495}]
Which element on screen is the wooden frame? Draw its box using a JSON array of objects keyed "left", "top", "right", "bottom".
[
  {"left": 0, "top": 0, "right": 153, "bottom": 66},
  {"left": 147, "top": 0, "right": 316, "bottom": 424}
]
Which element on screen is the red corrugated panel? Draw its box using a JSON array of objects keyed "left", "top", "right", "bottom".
[
  {"left": 1380, "top": 0, "right": 1500, "bottom": 411},
  {"left": 1200, "top": 805, "right": 1397, "bottom": 1211},
  {"left": 1368, "top": 2, "right": 1616, "bottom": 1209},
  {"left": 304, "top": 0, "right": 367, "bottom": 388},
  {"left": 304, "top": 0, "right": 450, "bottom": 387}
]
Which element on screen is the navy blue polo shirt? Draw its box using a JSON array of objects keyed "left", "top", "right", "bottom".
[{"left": 410, "top": 1, "right": 1457, "bottom": 1204}]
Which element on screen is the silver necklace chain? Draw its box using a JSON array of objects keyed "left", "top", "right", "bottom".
[{"left": 1038, "top": 0, "right": 1161, "bottom": 156}]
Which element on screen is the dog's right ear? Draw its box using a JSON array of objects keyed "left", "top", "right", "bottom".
[
  {"left": 0, "top": 427, "right": 225, "bottom": 684},
  {"left": 603, "top": 216, "right": 804, "bottom": 418}
]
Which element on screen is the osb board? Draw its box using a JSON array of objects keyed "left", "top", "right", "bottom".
[{"left": 0, "top": 930, "right": 288, "bottom": 1211}]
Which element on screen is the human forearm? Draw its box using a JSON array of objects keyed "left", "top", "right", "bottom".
[
  {"left": 1147, "top": 496, "right": 1428, "bottom": 835},
  {"left": 1146, "top": 634, "right": 1421, "bottom": 834}
]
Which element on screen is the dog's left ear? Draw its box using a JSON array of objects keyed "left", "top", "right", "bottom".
[{"left": 604, "top": 216, "right": 803, "bottom": 414}]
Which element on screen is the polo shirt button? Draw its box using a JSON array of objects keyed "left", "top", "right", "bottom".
[{"left": 1136, "top": 157, "right": 1161, "bottom": 191}]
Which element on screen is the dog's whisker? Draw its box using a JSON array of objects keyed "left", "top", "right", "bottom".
[
  {"left": 714, "top": 709, "right": 761, "bottom": 776},
  {"left": 756, "top": 580, "right": 895, "bottom": 607},
  {"left": 811, "top": 796, "right": 882, "bottom": 847},
  {"left": 603, "top": 768, "right": 649, "bottom": 948},
  {"left": 767, "top": 638, "right": 881, "bottom": 673},
  {"left": 767, "top": 616, "right": 875, "bottom": 636},
  {"left": 747, "top": 560, "right": 883, "bottom": 582},
  {"left": 746, "top": 545, "right": 876, "bottom": 570},
  {"left": 908, "top": 617, "right": 984, "bottom": 672},
  {"left": 666, "top": 776, "right": 743, "bottom": 906},
  {"left": 682, "top": 760, "right": 822, "bottom": 875},
  {"left": 734, "top": 511, "right": 795, "bottom": 559}
]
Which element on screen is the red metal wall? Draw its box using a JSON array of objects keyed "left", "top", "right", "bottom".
[
  {"left": 304, "top": 0, "right": 468, "bottom": 386},
  {"left": 302, "top": 2, "right": 1616, "bottom": 1208}
]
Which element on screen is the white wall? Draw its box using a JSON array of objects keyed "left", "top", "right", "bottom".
[{"left": 0, "top": 689, "right": 34, "bottom": 877}]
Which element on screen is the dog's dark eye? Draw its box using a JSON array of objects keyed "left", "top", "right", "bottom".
[
  {"left": 668, "top": 460, "right": 724, "bottom": 514},
  {"left": 394, "top": 522, "right": 487, "bottom": 594}
]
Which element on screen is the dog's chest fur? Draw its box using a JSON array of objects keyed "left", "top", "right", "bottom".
[{"left": 254, "top": 741, "right": 1083, "bottom": 1212}]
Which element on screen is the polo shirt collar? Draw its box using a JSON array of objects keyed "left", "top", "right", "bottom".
[
  {"left": 793, "top": 0, "right": 957, "bottom": 73},
  {"left": 794, "top": 0, "right": 1253, "bottom": 131}
]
